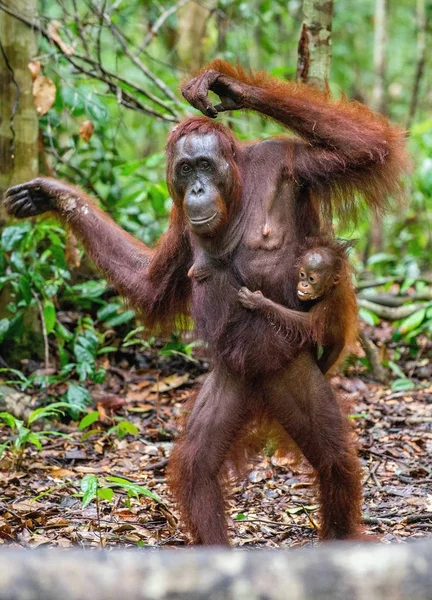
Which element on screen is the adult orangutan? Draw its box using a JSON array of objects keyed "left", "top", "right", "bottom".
[
  {"left": 4, "top": 61, "right": 408, "bottom": 545},
  {"left": 237, "top": 237, "right": 358, "bottom": 375}
]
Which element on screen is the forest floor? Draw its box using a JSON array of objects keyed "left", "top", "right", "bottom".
[{"left": 1, "top": 345, "right": 432, "bottom": 550}]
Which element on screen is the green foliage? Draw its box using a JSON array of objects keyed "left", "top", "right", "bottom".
[
  {"left": 78, "top": 474, "right": 162, "bottom": 509},
  {"left": 0, "top": 402, "right": 71, "bottom": 467},
  {"left": 2, "top": 0, "right": 431, "bottom": 386},
  {"left": 78, "top": 410, "right": 139, "bottom": 441}
]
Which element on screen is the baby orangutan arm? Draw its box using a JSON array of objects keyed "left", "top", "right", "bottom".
[
  {"left": 187, "top": 262, "right": 211, "bottom": 282},
  {"left": 238, "top": 287, "right": 313, "bottom": 341}
]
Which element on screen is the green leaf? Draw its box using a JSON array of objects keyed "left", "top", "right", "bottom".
[
  {"left": 28, "top": 402, "right": 70, "bottom": 425},
  {"left": 82, "top": 429, "right": 101, "bottom": 441},
  {"left": 79, "top": 411, "right": 100, "bottom": 430},
  {"left": 235, "top": 512, "right": 248, "bottom": 521},
  {"left": 19, "top": 276, "right": 32, "bottom": 305},
  {"left": 103, "top": 309, "right": 135, "bottom": 328},
  {"left": 399, "top": 309, "right": 426, "bottom": 334},
  {"left": 55, "top": 321, "right": 73, "bottom": 342},
  {"left": 43, "top": 301, "right": 56, "bottom": 334},
  {"left": 67, "top": 280, "right": 107, "bottom": 299},
  {"left": 97, "top": 303, "right": 122, "bottom": 321},
  {"left": 359, "top": 308, "right": 379, "bottom": 326},
  {"left": 0, "top": 442, "right": 9, "bottom": 458},
  {"left": 0, "top": 319, "right": 9, "bottom": 343},
  {"left": 81, "top": 474, "right": 98, "bottom": 508},
  {"left": 0, "top": 412, "right": 18, "bottom": 429},
  {"left": 1, "top": 223, "right": 31, "bottom": 251},
  {"left": 64, "top": 384, "right": 91, "bottom": 419},
  {"left": 106, "top": 476, "right": 163, "bottom": 504},
  {"left": 97, "top": 487, "right": 114, "bottom": 502},
  {"left": 388, "top": 361, "right": 406, "bottom": 379},
  {"left": 115, "top": 420, "right": 139, "bottom": 438},
  {"left": 367, "top": 252, "right": 396, "bottom": 266},
  {"left": 400, "top": 278, "right": 416, "bottom": 294},
  {"left": 96, "top": 346, "right": 118, "bottom": 355},
  {"left": 391, "top": 378, "right": 416, "bottom": 392},
  {"left": 26, "top": 432, "right": 43, "bottom": 450},
  {"left": 74, "top": 330, "right": 98, "bottom": 363}
]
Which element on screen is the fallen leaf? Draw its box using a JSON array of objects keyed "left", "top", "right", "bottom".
[
  {"left": 149, "top": 374, "right": 189, "bottom": 393},
  {"left": 48, "top": 467, "right": 75, "bottom": 478}
]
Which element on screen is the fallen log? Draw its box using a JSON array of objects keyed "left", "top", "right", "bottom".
[{"left": 1, "top": 541, "right": 432, "bottom": 600}]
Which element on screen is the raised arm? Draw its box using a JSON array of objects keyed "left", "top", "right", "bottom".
[
  {"left": 3, "top": 178, "right": 192, "bottom": 331},
  {"left": 182, "top": 61, "right": 409, "bottom": 221}
]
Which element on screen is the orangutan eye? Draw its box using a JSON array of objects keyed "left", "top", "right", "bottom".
[
  {"left": 200, "top": 160, "right": 210, "bottom": 170},
  {"left": 181, "top": 164, "right": 192, "bottom": 174},
  {"left": 309, "top": 275, "right": 316, "bottom": 283},
  {"left": 300, "top": 271, "right": 306, "bottom": 279}
]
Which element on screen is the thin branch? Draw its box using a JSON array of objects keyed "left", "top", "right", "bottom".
[
  {"left": 102, "top": 15, "right": 179, "bottom": 105},
  {"left": 71, "top": 0, "right": 90, "bottom": 56},
  {"left": 32, "top": 291, "right": 50, "bottom": 374},
  {"left": 0, "top": 1, "right": 179, "bottom": 122},
  {"left": 137, "top": 0, "right": 189, "bottom": 53}
]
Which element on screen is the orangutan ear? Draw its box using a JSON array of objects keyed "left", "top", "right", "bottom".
[{"left": 333, "top": 273, "right": 341, "bottom": 285}]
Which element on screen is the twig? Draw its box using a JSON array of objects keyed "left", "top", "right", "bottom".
[
  {"left": 143, "top": 458, "right": 168, "bottom": 471},
  {"left": 405, "top": 513, "right": 432, "bottom": 524},
  {"left": 364, "top": 459, "right": 381, "bottom": 485},
  {"left": 102, "top": 14, "right": 179, "bottom": 106},
  {"left": 0, "top": 2, "right": 178, "bottom": 122},
  {"left": 361, "top": 516, "right": 395, "bottom": 525},
  {"left": 301, "top": 504, "right": 318, "bottom": 530},
  {"left": 388, "top": 416, "right": 432, "bottom": 424},
  {"left": 32, "top": 291, "right": 50, "bottom": 374},
  {"left": 238, "top": 517, "right": 312, "bottom": 530},
  {"left": 137, "top": 0, "right": 190, "bottom": 53}
]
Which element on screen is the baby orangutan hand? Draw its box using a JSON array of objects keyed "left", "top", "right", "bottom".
[
  {"left": 187, "top": 264, "right": 211, "bottom": 282},
  {"left": 238, "top": 286, "right": 266, "bottom": 310}
]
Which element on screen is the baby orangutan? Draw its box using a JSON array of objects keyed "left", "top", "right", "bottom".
[{"left": 238, "top": 238, "right": 358, "bottom": 374}]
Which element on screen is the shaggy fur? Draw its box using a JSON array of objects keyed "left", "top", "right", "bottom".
[{"left": 3, "top": 61, "right": 409, "bottom": 546}]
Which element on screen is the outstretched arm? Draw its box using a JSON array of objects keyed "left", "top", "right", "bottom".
[
  {"left": 182, "top": 61, "right": 409, "bottom": 220},
  {"left": 4, "top": 178, "right": 192, "bottom": 331}
]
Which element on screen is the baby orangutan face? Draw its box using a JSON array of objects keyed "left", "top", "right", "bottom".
[{"left": 297, "top": 248, "right": 341, "bottom": 301}]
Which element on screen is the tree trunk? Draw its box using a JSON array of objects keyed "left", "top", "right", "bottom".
[
  {"left": 371, "top": 0, "right": 388, "bottom": 115},
  {"left": 366, "top": 0, "right": 389, "bottom": 258},
  {"left": 0, "top": 542, "right": 432, "bottom": 599},
  {"left": 177, "top": 0, "right": 217, "bottom": 72},
  {"left": 0, "top": 0, "right": 38, "bottom": 199},
  {"left": 296, "top": 0, "right": 334, "bottom": 91},
  {"left": 407, "top": 0, "right": 428, "bottom": 129}
]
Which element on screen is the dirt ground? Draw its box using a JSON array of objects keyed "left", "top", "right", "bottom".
[{"left": 1, "top": 351, "right": 431, "bottom": 549}]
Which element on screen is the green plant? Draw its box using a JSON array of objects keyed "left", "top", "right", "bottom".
[
  {"left": 79, "top": 474, "right": 163, "bottom": 509},
  {"left": 78, "top": 410, "right": 139, "bottom": 441},
  {"left": 0, "top": 402, "right": 71, "bottom": 467}
]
